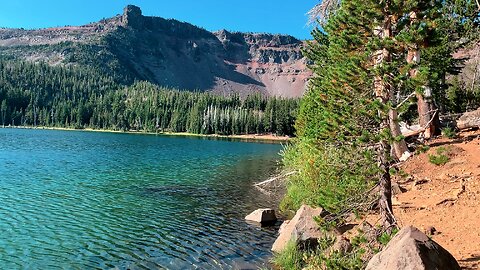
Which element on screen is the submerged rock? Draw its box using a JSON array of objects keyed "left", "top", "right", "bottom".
[
  {"left": 366, "top": 226, "right": 461, "bottom": 270},
  {"left": 245, "top": 208, "right": 277, "bottom": 224},
  {"left": 271, "top": 205, "right": 329, "bottom": 252}
]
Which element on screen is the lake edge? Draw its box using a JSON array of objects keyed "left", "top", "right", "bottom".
[{"left": 0, "top": 126, "right": 291, "bottom": 144}]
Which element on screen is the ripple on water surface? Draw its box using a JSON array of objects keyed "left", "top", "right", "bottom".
[{"left": 0, "top": 129, "right": 282, "bottom": 269}]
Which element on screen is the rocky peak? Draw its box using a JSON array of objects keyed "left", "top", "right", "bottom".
[
  {"left": 122, "top": 5, "right": 144, "bottom": 29},
  {"left": 0, "top": 5, "right": 310, "bottom": 97}
]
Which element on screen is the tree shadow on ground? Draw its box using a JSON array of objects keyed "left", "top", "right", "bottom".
[
  {"left": 459, "top": 254, "right": 480, "bottom": 270},
  {"left": 428, "top": 132, "right": 479, "bottom": 148}
]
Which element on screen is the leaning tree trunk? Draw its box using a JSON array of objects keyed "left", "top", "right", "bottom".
[
  {"left": 416, "top": 88, "right": 439, "bottom": 138},
  {"left": 374, "top": 14, "right": 396, "bottom": 230},
  {"left": 408, "top": 11, "right": 439, "bottom": 139},
  {"left": 389, "top": 109, "right": 409, "bottom": 159}
]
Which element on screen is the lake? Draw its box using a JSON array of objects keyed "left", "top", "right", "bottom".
[{"left": 0, "top": 128, "right": 283, "bottom": 269}]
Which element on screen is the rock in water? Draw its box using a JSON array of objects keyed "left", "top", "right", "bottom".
[
  {"left": 245, "top": 209, "right": 277, "bottom": 224},
  {"left": 271, "top": 205, "right": 329, "bottom": 252},
  {"left": 366, "top": 226, "right": 461, "bottom": 270},
  {"left": 457, "top": 107, "right": 480, "bottom": 130}
]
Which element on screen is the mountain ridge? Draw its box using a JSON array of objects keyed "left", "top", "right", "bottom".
[{"left": 0, "top": 5, "right": 310, "bottom": 97}]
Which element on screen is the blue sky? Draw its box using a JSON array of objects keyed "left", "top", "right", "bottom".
[{"left": 0, "top": 0, "right": 318, "bottom": 40}]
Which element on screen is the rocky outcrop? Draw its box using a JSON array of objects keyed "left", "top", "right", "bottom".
[
  {"left": 272, "top": 205, "right": 329, "bottom": 252},
  {"left": 122, "top": 5, "right": 144, "bottom": 29},
  {"left": 365, "top": 226, "right": 461, "bottom": 270},
  {"left": 453, "top": 42, "right": 480, "bottom": 94},
  {"left": 245, "top": 208, "right": 277, "bottom": 224},
  {"left": 457, "top": 107, "right": 480, "bottom": 130},
  {"left": 0, "top": 5, "right": 309, "bottom": 97}
]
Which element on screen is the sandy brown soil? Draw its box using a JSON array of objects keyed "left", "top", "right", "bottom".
[{"left": 393, "top": 129, "right": 480, "bottom": 269}]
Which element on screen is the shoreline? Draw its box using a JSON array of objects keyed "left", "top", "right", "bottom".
[{"left": 1, "top": 125, "right": 291, "bottom": 143}]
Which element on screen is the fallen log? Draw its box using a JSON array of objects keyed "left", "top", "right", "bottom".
[
  {"left": 253, "top": 171, "right": 297, "bottom": 187},
  {"left": 400, "top": 110, "right": 439, "bottom": 138},
  {"left": 457, "top": 107, "right": 480, "bottom": 130}
]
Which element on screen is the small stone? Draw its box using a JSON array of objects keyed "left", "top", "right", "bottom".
[
  {"left": 412, "top": 178, "right": 429, "bottom": 190},
  {"left": 392, "top": 182, "right": 407, "bottom": 195},
  {"left": 245, "top": 208, "right": 277, "bottom": 224},
  {"left": 399, "top": 151, "right": 412, "bottom": 162},
  {"left": 392, "top": 196, "right": 402, "bottom": 206},
  {"left": 425, "top": 226, "right": 437, "bottom": 236}
]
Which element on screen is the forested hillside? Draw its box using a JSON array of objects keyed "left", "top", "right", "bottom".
[
  {"left": 0, "top": 59, "right": 298, "bottom": 136},
  {"left": 0, "top": 5, "right": 310, "bottom": 97}
]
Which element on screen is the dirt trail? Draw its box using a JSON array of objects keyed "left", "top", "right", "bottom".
[{"left": 393, "top": 129, "right": 480, "bottom": 269}]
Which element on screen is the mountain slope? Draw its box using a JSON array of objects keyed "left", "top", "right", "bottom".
[{"left": 0, "top": 5, "right": 310, "bottom": 97}]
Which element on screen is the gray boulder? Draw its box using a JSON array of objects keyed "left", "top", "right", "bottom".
[
  {"left": 245, "top": 208, "right": 277, "bottom": 224},
  {"left": 366, "top": 226, "right": 460, "bottom": 270},
  {"left": 272, "top": 205, "right": 329, "bottom": 252},
  {"left": 457, "top": 107, "right": 480, "bottom": 130}
]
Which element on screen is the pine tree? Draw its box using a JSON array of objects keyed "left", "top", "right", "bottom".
[{"left": 291, "top": 0, "right": 470, "bottom": 229}]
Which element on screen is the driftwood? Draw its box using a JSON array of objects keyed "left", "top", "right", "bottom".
[{"left": 253, "top": 171, "right": 297, "bottom": 187}]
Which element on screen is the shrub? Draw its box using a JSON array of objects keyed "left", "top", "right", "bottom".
[
  {"left": 428, "top": 147, "right": 450, "bottom": 165},
  {"left": 272, "top": 241, "right": 304, "bottom": 270},
  {"left": 417, "top": 145, "right": 430, "bottom": 153},
  {"left": 441, "top": 127, "right": 456, "bottom": 139},
  {"left": 377, "top": 227, "right": 399, "bottom": 246},
  {"left": 280, "top": 138, "right": 378, "bottom": 214},
  {"left": 273, "top": 235, "right": 365, "bottom": 270}
]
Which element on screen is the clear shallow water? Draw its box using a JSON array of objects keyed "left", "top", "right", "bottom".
[{"left": 0, "top": 128, "right": 282, "bottom": 269}]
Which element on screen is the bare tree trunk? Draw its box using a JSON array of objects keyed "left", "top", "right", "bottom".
[
  {"left": 33, "top": 106, "right": 37, "bottom": 128},
  {"left": 374, "top": 13, "right": 396, "bottom": 230},
  {"left": 378, "top": 140, "right": 395, "bottom": 228},
  {"left": 471, "top": 49, "right": 479, "bottom": 93},
  {"left": 416, "top": 88, "right": 438, "bottom": 138},
  {"left": 389, "top": 109, "right": 408, "bottom": 158},
  {"left": 408, "top": 11, "right": 439, "bottom": 139}
]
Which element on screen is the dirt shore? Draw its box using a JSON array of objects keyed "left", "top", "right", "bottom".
[{"left": 393, "top": 129, "right": 480, "bottom": 269}]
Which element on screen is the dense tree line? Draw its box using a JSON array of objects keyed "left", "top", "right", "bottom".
[{"left": 0, "top": 60, "right": 298, "bottom": 136}]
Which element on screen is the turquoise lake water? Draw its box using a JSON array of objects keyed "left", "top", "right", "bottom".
[{"left": 0, "top": 128, "right": 283, "bottom": 269}]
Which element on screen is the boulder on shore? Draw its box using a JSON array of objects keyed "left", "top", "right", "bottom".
[
  {"left": 272, "top": 205, "right": 329, "bottom": 252},
  {"left": 457, "top": 107, "right": 480, "bottom": 130},
  {"left": 366, "top": 226, "right": 461, "bottom": 270},
  {"left": 245, "top": 208, "right": 277, "bottom": 224}
]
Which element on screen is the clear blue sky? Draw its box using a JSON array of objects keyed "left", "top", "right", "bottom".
[{"left": 0, "top": 0, "right": 318, "bottom": 40}]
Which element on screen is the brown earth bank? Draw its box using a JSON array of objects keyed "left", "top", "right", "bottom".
[{"left": 393, "top": 129, "right": 480, "bottom": 269}]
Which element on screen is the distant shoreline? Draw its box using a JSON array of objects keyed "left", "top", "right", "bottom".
[{"left": 1, "top": 126, "right": 291, "bottom": 143}]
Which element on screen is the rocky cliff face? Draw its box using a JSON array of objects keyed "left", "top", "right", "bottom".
[
  {"left": 0, "top": 5, "right": 310, "bottom": 97},
  {"left": 454, "top": 41, "right": 480, "bottom": 93}
]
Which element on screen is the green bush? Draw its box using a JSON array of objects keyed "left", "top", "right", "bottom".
[
  {"left": 441, "top": 127, "right": 456, "bottom": 139},
  {"left": 417, "top": 145, "right": 430, "bottom": 153},
  {"left": 272, "top": 241, "right": 304, "bottom": 270},
  {"left": 428, "top": 147, "right": 450, "bottom": 165},
  {"left": 273, "top": 235, "right": 365, "bottom": 270},
  {"left": 280, "top": 138, "right": 378, "bottom": 214},
  {"left": 377, "top": 227, "right": 399, "bottom": 246}
]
